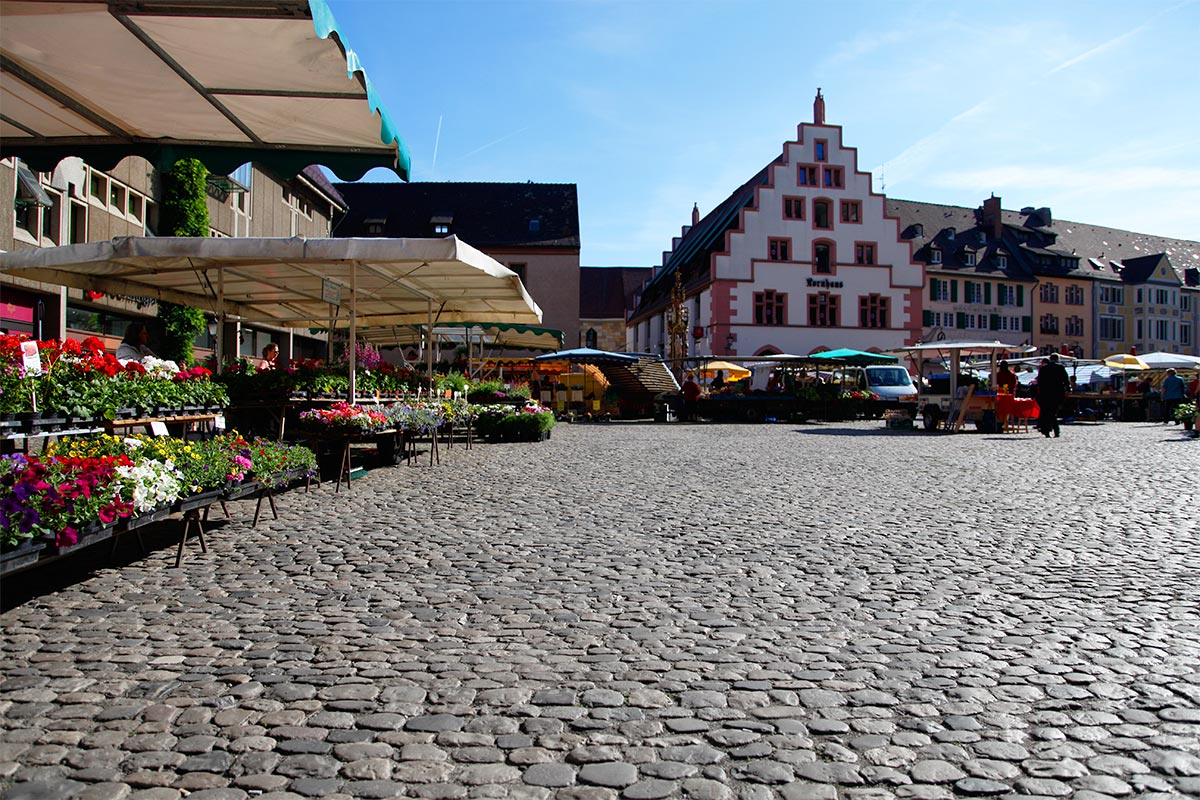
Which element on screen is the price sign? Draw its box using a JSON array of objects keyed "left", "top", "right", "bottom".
[
  {"left": 150, "top": 421, "right": 169, "bottom": 437},
  {"left": 213, "top": 415, "right": 227, "bottom": 431},
  {"left": 20, "top": 341, "right": 41, "bottom": 374},
  {"left": 321, "top": 278, "right": 341, "bottom": 306}
]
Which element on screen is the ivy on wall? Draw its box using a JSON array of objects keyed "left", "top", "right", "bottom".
[{"left": 157, "top": 159, "right": 210, "bottom": 364}]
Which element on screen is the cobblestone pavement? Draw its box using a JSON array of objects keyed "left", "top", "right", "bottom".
[{"left": 2, "top": 421, "right": 1199, "bottom": 800}]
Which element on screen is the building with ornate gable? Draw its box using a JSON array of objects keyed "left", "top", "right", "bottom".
[{"left": 627, "top": 91, "right": 924, "bottom": 360}]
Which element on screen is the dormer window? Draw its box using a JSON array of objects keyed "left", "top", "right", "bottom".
[
  {"left": 529, "top": 218, "right": 541, "bottom": 233},
  {"left": 996, "top": 253, "right": 1008, "bottom": 268},
  {"left": 433, "top": 224, "right": 449, "bottom": 234},
  {"left": 963, "top": 251, "right": 976, "bottom": 267},
  {"left": 431, "top": 214, "right": 453, "bottom": 235},
  {"left": 930, "top": 247, "right": 942, "bottom": 265},
  {"left": 365, "top": 218, "right": 386, "bottom": 236}
]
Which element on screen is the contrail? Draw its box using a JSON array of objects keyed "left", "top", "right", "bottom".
[
  {"left": 431, "top": 115, "right": 443, "bottom": 178},
  {"left": 455, "top": 126, "right": 531, "bottom": 162}
]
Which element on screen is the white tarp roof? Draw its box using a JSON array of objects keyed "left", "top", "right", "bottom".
[
  {"left": 0, "top": 0, "right": 408, "bottom": 179},
  {"left": 0, "top": 235, "right": 542, "bottom": 328}
]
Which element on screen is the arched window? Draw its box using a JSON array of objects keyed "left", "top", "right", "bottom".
[
  {"left": 813, "top": 199, "right": 832, "bottom": 229},
  {"left": 585, "top": 328, "right": 598, "bottom": 349},
  {"left": 813, "top": 241, "right": 835, "bottom": 274}
]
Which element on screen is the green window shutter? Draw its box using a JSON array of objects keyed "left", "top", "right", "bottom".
[
  {"left": 956, "top": 312, "right": 967, "bottom": 329},
  {"left": 1017, "top": 285, "right": 1024, "bottom": 306},
  {"left": 996, "top": 283, "right": 1005, "bottom": 306},
  {"left": 923, "top": 310, "right": 934, "bottom": 326},
  {"left": 951, "top": 281, "right": 958, "bottom": 302},
  {"left": 929, "top": 279, "right": 938, "bottom": 301},
  {"left": 984, "top": 283, "right": 992, "bottom": 305},
  {"left": 990, "top": 314, "right": 1001, "bottom": 330},
  {"left": 1022, "top": 316, "right": 1032, "bottom": 333}
]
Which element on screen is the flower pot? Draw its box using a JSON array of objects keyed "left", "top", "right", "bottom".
[
  {"left": 118, "top": 407, "right": 139, "bottom": 420},
  {"left": 174, "top": 489, "right": 222, "bottom": 513},
  {"left": 55, "top": 521, "right": 118, "bottom": 555},
  {"left": 0, "top": 537, "right": 47, "bottom": 573},
  {"left": 222, "top": 480, "right": 261, "bottom": 501},
  {"left": 125, "top": 505, "right": 173, "bottom": 530}
]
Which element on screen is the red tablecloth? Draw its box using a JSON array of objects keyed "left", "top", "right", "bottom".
[{"left": 997, "top": 395, "right": 1039, "bottom": 420}]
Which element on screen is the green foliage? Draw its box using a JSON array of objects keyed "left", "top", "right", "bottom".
[
  {"left": 161, "top": 158, "right": 210, "bottom": 237},
  {"left": 156, "top": 158, "right": 209, "bottom": 364},
  {"left": 157, "top": 302, "right": 205, "bottom": 365}
]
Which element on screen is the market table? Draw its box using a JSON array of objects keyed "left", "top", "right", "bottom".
[{"left": 996, "top": 395, "right": 1039, "bottom": 433}]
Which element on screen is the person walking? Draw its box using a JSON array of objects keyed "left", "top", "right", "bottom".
[
  {"left": 1036, "top": 353, "right": 1070, "bottom": 438},
  {"left": 1161, "top": 368, "right": 1187, "bottom": 424}
]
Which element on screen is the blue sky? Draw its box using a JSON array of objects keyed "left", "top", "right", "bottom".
[{"left": 329, "top": 0, "right": 1199, "bottom": 267}]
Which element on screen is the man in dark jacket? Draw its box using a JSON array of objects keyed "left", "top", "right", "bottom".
[{"left": 1036, "top": 354, "right": 1070, "bottom": 438}]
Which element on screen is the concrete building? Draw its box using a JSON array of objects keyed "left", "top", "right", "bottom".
[
  {"left": 333, "top": 182, "right": 581, "bottom": 348},
  {"left": 628, "top": 90, "right": 924, "bottom": 360},
  {"left": 580, "top": 267, "right": 653, "bottom": 352},
  {"left": 2, "top": 156, "right": 345, "bottom": 363}
]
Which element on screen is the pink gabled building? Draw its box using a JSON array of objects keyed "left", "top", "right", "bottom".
[{"left": 628, "top": 91, "right": 923, "bottom": 359}]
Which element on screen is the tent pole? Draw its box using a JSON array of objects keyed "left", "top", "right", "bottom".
[
  {"left": 349, "top": 264, "right": 357, "bottom": 403},
  {"left": 427, "top": 299, "right": 434, "bottom": 396},
  {"left": 216, "top": 269, "right": 225, "bottom": 375}
]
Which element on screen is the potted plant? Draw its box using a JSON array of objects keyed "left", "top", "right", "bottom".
[{"left": 1175, "top": 401, "right": 1197, "bottom": 431}]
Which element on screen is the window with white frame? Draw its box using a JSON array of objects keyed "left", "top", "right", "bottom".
[
  {"left": 1136, "top": 319, "right": 1143, "bottom": 340},
  {"left": 998, "top": 315, "right": 1022, "bottom": 332},
  {"left": 964, "top": 314, "right": 986, "bottom": 330},
  {"left": 1136, "top": 288, "right": 1144, "bottom": 304},
  {"left": 1065, "top": 285, "right": 1084, "bottom": 305},
  {"left": 931, "top": 278, "right": 950, "bottom": 302},
  {"left": 1100, "top": 285, "right": 1124, "bottom": 305},
  {"left": 1182, "top": 323, "right": 1192, "bottom": 346},
  {"left": 1183, "top": 294, "right": 1193, "bottom": 311},
  {"left": 1040, "top": 283, "right": 1059, "bottom": 303},
  {"left": 1155, "top": 319, "right": 1170, "bottom": 340},
  {"left": 1155, "top": 288, "right": 1169, "bottom": 305},
  {"left": 1065, "top": 316, "right": 1083, "bottom": 337},
  {"left": 996, "top": 253, "right": 1008, "bottom": 268},
  {"left": 929, "top": 247, "right": 942, "bottom": 264},
  {"left": 997, "top": 285, "right": 1016, "bottom": 306},
  {"left": 966, "top": 282, "right": 984, "bottom": 304},
  {"left": 963, "top": 251, "right": 976, "bottom": 267},
  {"left": 1040, "top": 314, "right": 1059, "bottom": 334}
]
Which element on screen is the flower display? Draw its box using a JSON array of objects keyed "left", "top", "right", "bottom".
[
  {"left": 473, "top": 401, "right": 555, "bottom": 442},
  {"left": 1, "top": 452, "right": 135, "bottom": 547},
  {"left": 117, "top": 459, "right": 184, "bottom": 513},
  {"left": 299, "top": 402, "right": 390, "bottom": 432}
]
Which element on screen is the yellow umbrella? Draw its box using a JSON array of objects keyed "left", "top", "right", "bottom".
[
  {"left": 697, "top": 360, "right": 751, "bottom": 381},
  {"left": 1103, "top": 353, "right": 1149, "bottom": 370}
]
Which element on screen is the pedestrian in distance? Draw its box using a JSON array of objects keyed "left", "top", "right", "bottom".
[
  {"left": 1036, "top": 353, "right": 1070, "bottom": 438},
  {"left": 680, "top": 372, "right": 701, "bottom": 422},
  {"left": 995, "top": 360, "right": 1018, "bottom": 394},
  {"left": 1161, "top": 368, "right": 1186, "bottom": 424}
]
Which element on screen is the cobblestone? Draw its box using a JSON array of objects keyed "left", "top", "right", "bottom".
[{"left": 2, "top": 421, "right": 1198, "bottom": 798}]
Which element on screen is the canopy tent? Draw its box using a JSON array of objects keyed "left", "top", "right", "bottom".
[
  {"left": 1103, "top": 353, "right": 1149, "bottom": 371},
  {"left": 697, "top": 360, "right": 751, "bottom": 381},
  {"left": 889, "top": 340, "right": 1036, "bottom": 400},
  {"left": 1135, "top": 352, "right": 1200, "bottom": 370},
  {"left": 0, "top": 0, "right": 408, "bottom": 180},
  {"left": 805, "top": 348, "right": 899, "bottom": 366},
  {"left": 0, "top": 235, "right": 542, "bottom": 399},
  {"left": 533, "top": 348, "right": 639, "bottom": 365},
  {"left": 335, "top": 322, "right": 563, "bottom": 379},
  {"left": 348, "top": 323, "right": 563, "bottom": 352}
]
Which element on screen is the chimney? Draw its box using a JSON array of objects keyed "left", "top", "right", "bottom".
[
  {"left": 981, "top": 195, "right": 1003, "bottom": 240},
  {"left": 813, "top": 88, "right": 825, "bottom": 125},
  {"left": 692, "top": 203, "right": 700, "bottom": 226}
]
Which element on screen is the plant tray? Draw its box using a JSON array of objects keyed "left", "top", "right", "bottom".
[
  {"left": 0, "top": 538, "right": 47, "bottom": 574},
  {"left": 222, "top": 481, "right": 262, "bottom": 501},
  {"left": 174, "top": 489, "right": 222, "bottom": 513},
  {"left": 125, "top": 506, "right": 173, "bottom": 530}
]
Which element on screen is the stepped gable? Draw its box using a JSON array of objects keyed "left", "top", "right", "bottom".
[{"left": 334, "top": 181, "right": 580, "bottom": 248}]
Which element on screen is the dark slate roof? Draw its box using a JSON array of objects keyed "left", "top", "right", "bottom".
[
  {"left": 300, "top": 165, "right": 347, "bottom": 209},
  {"left": 580, "top": 267, "right": 654, "bottom": 319},
  {"left": 632, "top": 162, "right": 772, "bottom": 319},
  {"left": 331, "top": 182, "right": 580, "bottom": 248},
  {"left": 888, "top": 198, "right": 1200, "bottom": 285}
]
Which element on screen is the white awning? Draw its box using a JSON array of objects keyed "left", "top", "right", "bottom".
[{"left": 0, "top": 235, "right": 541, "bottom": 328}]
